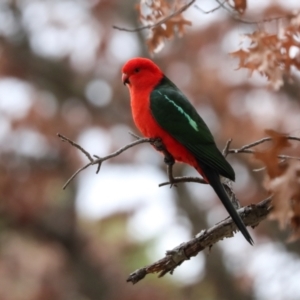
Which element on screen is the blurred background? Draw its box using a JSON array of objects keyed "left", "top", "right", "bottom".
[{"left": 1, "top": 0, "right": 300, "bottom": 299}]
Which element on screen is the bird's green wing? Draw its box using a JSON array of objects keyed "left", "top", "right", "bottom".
[{"left": 150, "top": 76, "right": 235, "bottom": 181}]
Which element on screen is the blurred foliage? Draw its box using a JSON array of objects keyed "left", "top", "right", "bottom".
[{"left": 1, "top": 0, "right": 300, "bottom": 299}]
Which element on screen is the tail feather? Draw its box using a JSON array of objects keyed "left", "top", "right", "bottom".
[{"left": 200, "top": 164, "right": 253, "bottom": 245}]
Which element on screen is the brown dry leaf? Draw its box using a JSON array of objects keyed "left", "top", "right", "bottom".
[
  {"left": 137, "top": 0, "right": 192, "bottom": 53},
  {"left": 147, "top": 26, "right": 170, "bottom": 54},
  {"left": 231, "top": 12, "right": 300, "bottom": 90},
  {"left": 254, "top": 129, "right": 291, "bottom": 178},
  {"left": 231, "top": 31, "right": 285, "bottom": 90},
  {"left": 231, "top": 49, "right": 252, "bottom": 69},
  {"left": 255, "top": 130, "right": 300, "bottom": 240},
  {"left": 232, "top": 0, "right": 247, "bottom": 14},
  {"left": 266, "top": 163, "right": 300, "bottom": 240},
  {"left": 170, "top": 15, "right": 192, "bottom": 36}
]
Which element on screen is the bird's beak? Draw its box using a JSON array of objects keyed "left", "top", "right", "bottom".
[{"left": 122, "top": 73, "right": 129, "bottom": 85}]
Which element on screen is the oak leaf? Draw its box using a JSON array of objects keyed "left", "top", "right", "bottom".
[
  {"left": 232, "top": 0, "right": 247, "bottom": 14},
  {"left": 266, "top": 163, "right": 300, "bottom": 241},
  {"left": 231, "top": 12, "right": 300, "bottom": 90},
  {"left": 254, "top": 129, "right": 290, "bottom": 178},
  {"left": 254, "top": 129, "right": 300, "bottom": 240},
  {"left": 137, "top": 0, "right": 192, "bottom": 53}
]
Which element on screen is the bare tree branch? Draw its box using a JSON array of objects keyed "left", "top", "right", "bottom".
[
  {"left": 57, "top": 133, "right": 152, "bottom": 189},
  {"left": 159, "top": 174, "right": 207, "bottom": 187},
  {"left": 227, "top": 135, "right": 300, "bottom": 161},
  {"left": 229, "top": 135, "right": 300, "bottom": 152},
  {"left": 222, "top": 138, "right": 232, "bottom": 157},
  {"left": 214, "top": 0, "right": 288, "bottom": 24},
  {"left": 112, "top": 0, "right": 196, "bottom": 32},
  {"left": 127, "top": 197, "right": 273, "bottom": 284},
  {"left": 58, "top": 133, "right": 300, "bottom": 189},
  {"left": 58, "top": 133, "right": 94, "bottom": 161},
  {"left": 194, "top": 1, "right": 226, "bottom": 14},
  {"left": 113, "top": 0, "right": 290, "bottom": 35},
  {"left": 230, "top": 149, "right": 300, "bottom": 161}
]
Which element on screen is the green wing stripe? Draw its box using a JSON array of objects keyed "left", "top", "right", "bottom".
[
  {"left": 160, "top": 92, "right": 199, "bottom": 131},
  {"left": 150, "top": 76, "right": 235, "bottom": 181}
]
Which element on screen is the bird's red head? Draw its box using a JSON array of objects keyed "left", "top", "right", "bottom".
[{"left": 122, "top": 57, "right": 163, "bottom": 90}]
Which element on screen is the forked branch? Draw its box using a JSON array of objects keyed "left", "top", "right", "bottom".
[
  {"left": 58, "top": 133, "right": 151, "bottom": 189},
  {"left": 112, "top": 0, "right": 196, "bottom": 32},
  {"left": 58, "top": 133, "right": 300, "bottom": 189}
]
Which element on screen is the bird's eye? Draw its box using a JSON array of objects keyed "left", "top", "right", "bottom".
[{"left": 134, "top": 68, "right": 140, "bottom": 73}]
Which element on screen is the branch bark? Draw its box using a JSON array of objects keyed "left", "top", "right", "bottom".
[{"left": 126, "top": 197, "right": 272, "bottom": 284}]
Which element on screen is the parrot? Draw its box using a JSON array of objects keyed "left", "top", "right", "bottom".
[{"left": 121, "top": 57, "right": 253, "bottom": 245}]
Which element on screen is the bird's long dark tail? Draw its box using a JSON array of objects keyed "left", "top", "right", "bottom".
[{"left": 200, "top": 165, "right": 253, "bottom": 245}]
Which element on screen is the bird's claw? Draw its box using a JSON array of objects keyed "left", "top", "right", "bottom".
[{"left": 164, "top": 155, "right": 175, "bottom": 166}]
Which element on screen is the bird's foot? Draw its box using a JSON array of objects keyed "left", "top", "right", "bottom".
[
  {"left": 150, "top": 137, "right": 164, "bottom": 151},
  {"left": 164, "top": 154, "right": 175, "bottom": 166},
  {"left": 150, "top": 138, "right": 175, "bottom": 166}
]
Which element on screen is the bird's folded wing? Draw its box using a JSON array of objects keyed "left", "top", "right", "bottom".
[{"left": 150, "top": 87, "right": 235, "bottom": 181}]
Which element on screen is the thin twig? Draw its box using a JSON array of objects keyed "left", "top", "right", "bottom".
[
  {"left": 215, "top": 0, "right": 231, "bottom": 13},
  {"left": 128, "top": 132, "right": 141, "bottom": 140},
  {"left": 194, "top": 0, "right": 226, "bottom": 14},
  {"left": 127, "top": 197, "right": 273, "bottom": 284},
  {"left": 231, "top": 14, "right": 289, "bottom": 25},
  {"left": 222, "top": 138, "right": 232, "bottom": 157},
  {"left": 228, "top": 135, "right": 300, "bottom": 153},
  {"left": 253, "top": 158, "right": 288, "bottom": 172},
  {"left": 58, "top": 133, "right": 152, "bottom": 189},
  {"left": 63, "top": 162, "right": 94, "bottom": 190},
  {"left": 58, "top": 133, "right": 94, "bottom": 162},
  {"left": 232, "top": 137, "right": 272, "bottom": 152},
  {"left": 112, "top": 0, "right": 196, "bottom": 32},
  {"left": 159, "top": 175, "right": 206, "bottom": 187},
  {"left": 253, "top": 166, "right": 266, "bottom": 172},
  {"left": 228, "top": 149, "right": 300, "bottom": 161},
  {"left": 214, "top": 0, "right": 287, "bottom": 25},
  {"left": 95, "top": 138, "right": 152, "bottom": 161}
]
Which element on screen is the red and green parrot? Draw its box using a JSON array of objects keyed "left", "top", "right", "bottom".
[{"left": 122, "top": 57, "right": 253, "bottom": 245}]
